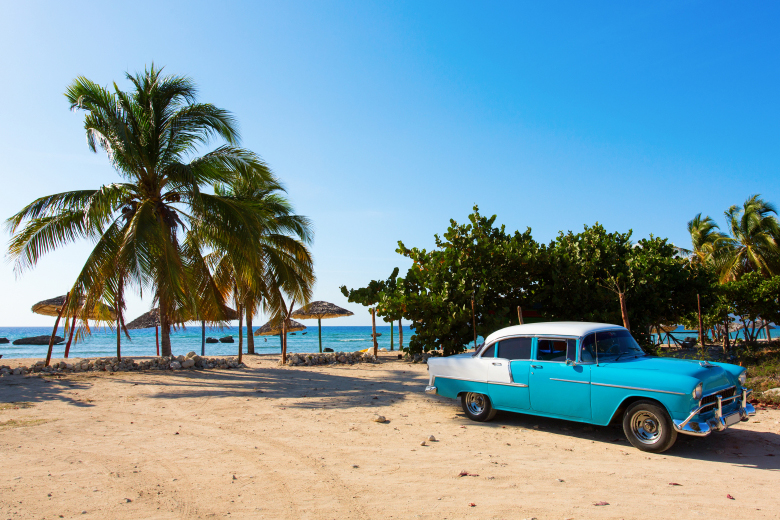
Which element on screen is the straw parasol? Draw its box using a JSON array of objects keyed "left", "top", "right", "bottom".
[
  {"left": 255, "top": 319, "right": 306, "bottom": 336},
  {"left": 32, "top": 294, "right": 116, "bottom": 365},
  {"left": 126, "top": 306, "right": 239, "bottom": 356},
  {"left": 291, "top": 301, "right": 353, "bottom": 353}
]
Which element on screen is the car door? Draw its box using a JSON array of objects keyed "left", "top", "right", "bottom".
[
  {"left": 529, "top": 337, "right": 592, "bottom": 420},
  {"left": 488, "top": 337, "right": 532, "bottom": 410}
]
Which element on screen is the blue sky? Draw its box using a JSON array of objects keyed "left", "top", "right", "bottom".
[{"left": 0, "top": 1, "right": 778, "bottom": 326}]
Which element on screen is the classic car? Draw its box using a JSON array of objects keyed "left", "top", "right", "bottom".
[{"left": 425, "top": 322, "right": 755, "bottom": 452}]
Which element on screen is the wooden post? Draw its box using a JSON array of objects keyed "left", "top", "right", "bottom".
[
  {"left": 390, "top": 320, "right": 394, "bottom": 351},
  {"left": 318, "top": 317, "right": 323, "bottom": 353},
  {"left": 237, "top": 303, "right": 243, "bottom": 364},
  {"left": 155, "top": 325, "right": 160, "bottom": 357},
  {"left": 697, "top": 294, "right": 704, "bottom": 350},
  {"left": 371, "top": 308, "right": 378, "bottom": 357},
  {"left": 767, "top": 323, "right": 772, "bottom": 342},
  {"left": 64, "top": 314, "right": 77, "bottom": 358},
  {"left": 45, "top": 292, "right": 70, "bottom": 367},
  {"left": 472, "top": 298, "right": 477, "bottom": 350},
  {"left": 399, "top": 319, "right": 404, "bottom": 350},
  {"left": 201, "top": 320, "right": 206, "bottom": 356},
  {"left": 619, "top": 292, "right": 630, "bottom": 332},
  {"left": 517, "top": 306, "right": 523, "bottom": 325}
]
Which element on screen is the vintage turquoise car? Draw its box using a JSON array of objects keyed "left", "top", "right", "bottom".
[{"left": 425, "top": 322, "right": 755, "bottom": 452}]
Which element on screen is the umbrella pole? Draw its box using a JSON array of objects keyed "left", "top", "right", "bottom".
[
  {"left": 318, "top": 318, "right": 322, "bottom": 353},
  {"left": 238, "top": 304, "right": 243, "bottom": 364},
  {"left": 64, "top": 314, "right": 77, "bottom": 358},
  {"left": 201, "top": 320, "right": 206, "bottom": 356},
  {"left": 279, "top": 334, "right": 283, "bottom": 352},
  {"left": 155, "top": 325, "right": 159, "bottom": 356},
  {"left": 45, "top": 292, "right": 70, "bottom": 367}
]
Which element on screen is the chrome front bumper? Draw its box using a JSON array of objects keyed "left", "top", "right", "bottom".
[
  {"left": 425, "top": 385, "right": 438, "bottom": 394},
  {"left": 673, "top": 388, "right": 756, "bottom": 437}
]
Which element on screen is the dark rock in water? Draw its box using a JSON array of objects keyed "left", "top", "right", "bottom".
[
  {"left": 302, "top": 332, "right": 308, "bottom": 335},
  {"left": 0, "top": 337, "right": 9, "bottom": 344},
  {"left": 324, "top": 347, "right": 334, "bottom": 352},
  {"left": 13, "top": 335, "right": 64, "bottom": 345},
  {"left": 289, "top": 333, "right": 296, "bottom": 336},
  {"left": 219, "top": 336, "right": 234, "bottom": 343},
  {"left": 206, "top": 337, "right": 219, "bottom": 344}
]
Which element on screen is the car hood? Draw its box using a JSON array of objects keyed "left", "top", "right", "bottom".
[{"left": 598, "top": 356, "right": 734, "bottom": 391}]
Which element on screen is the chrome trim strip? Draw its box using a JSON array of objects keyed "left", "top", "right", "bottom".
[
  {"left": 488, "top": 381, "right": 529, "bottom": 388},
  {"left": 549, "top": 378, "right": 590, "bottom": 385},
  {"left": 591, "top": 382, "right": 686, "bottom": 396},
  {"left": 703, "top": 385, "right": 736, "bottom": 399}
]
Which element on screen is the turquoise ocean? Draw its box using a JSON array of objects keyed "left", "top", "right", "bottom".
[{"left": 0, "top": 325, "right": 416, "bottom": 359}]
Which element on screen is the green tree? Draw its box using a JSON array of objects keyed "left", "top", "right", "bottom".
[{"left": 6, "top": 66, "right": 271, "bottom": 356}]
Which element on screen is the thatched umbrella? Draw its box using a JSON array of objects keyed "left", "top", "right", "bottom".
[
  {"left": 291, "top": 301, "right": 353, "bottom": 353},
  {"left": 255, "top": 318, "right": 306, "bottom": 352},
  {"left": 126, "top": 306, "right": 239, "bottom": 356},
  {"left": 32, "top": 294, "right": 116, "bottom": 366}
]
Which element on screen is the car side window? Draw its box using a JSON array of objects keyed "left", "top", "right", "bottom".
[
  {"left": 481, "top": 343, "right": 495, "bottom": 358},
  {"left": 537, "top": 338, "right": 577, "bottom": 362},
  {"left": 580, "top": 334, "right": 596, "bottom": 362},
  {"left": 497, "top": 337, "right": 532, "bottom": 360}
]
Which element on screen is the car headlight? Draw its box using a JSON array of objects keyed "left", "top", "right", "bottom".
[
  {"left": 692, "top": 382, "right": 703, "bottom": 400},
  {"left": 739, "top": 371, "right": 747, "bottom": 386}
]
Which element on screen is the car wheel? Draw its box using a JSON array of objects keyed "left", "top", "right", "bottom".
[
  {"left": 622, "top": 400, "right": 677, "bottom": 453},
  {"left": 460, "top": 392, "right": 497, "bottom": 422}
]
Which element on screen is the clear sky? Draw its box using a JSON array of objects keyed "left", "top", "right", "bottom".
[{"left": 0, "top": 1, "right": 778, "bottom": 327}]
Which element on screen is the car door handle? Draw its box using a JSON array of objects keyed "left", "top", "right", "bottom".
[
  {"left": 492, "top": 362, "right": 502, "bottom": 366},
  {"left": 531, "top": 365, "right": 542, "bottom": 368}
]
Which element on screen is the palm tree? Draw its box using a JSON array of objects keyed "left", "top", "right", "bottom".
[
  {"left": 203, "top": 171, "right": 315, "bottom": 360},
  {"left": 6, "top": 66, "right": 269, "bottom": 356},
  {"left": 720, "top": 194, "right": 780, "bottom": 282},
  {"left": 686, "top": 213, "right": 730, "bottom": 265}
]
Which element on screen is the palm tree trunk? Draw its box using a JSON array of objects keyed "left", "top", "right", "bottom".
[
  {"left": 281, "top": 319, "right": 287, "bottom": 364},
  {"left": 399, "top": 318, "right": 404, "bottom": 350},
  {"left": 246, "top": 308, "right": 255, "bottom": 355},
  {"left": 767, "top": 324, "right": 772, "bottom": 342},
  {"left": 619, "top": 292, "right": 631, "bottom": 332},
  {"left": 160, "top": 312, "right": 172, "bottom": 357},
  {"left": 116, "top": 309, "right": 121, "bottom": 362},
  {"left": 371, "top": 307, "right": 378, "bottom": 357},
  {"left": 696, "top": 294, "right": 704, "bottom": 349},
  {"left": 45, "top": 292, "right": 70, "bottom": 367},
  {"left": 237, "top": 303, "right": 243, "bottom": 363},
  {"left": 155, "top": 325, "right": 160, "bottom": 356},
  {"left": 64, "top": 314, "right": 77, "bottom": 358}
]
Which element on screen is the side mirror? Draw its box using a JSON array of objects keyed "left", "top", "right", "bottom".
[{"left": 565, "top": 359, "right": 577, "bottom": 366}]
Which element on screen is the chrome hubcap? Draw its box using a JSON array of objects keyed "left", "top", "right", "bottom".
[
  {"left": 631, "top": 410, "right": 662, "bottom": 444},
  {"left": 465, "top": 393, "right": 486, "bottom": 415}
]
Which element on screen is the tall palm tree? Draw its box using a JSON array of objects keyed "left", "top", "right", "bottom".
[
  {"left": 720, "top": 194, "right": 780, "bottom": 282},
  {"left": 686, "top": 213, "right": 729, "bottom": 265},
  {"left": 6, "top": 66, "right": 269, "bottom": 356},
  {"left": 203, "top": 171, "right": 315, "bottom": 360}
]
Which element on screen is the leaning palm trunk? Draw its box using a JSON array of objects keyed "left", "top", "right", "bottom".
[
  {"left": 246, "top": 307, "right": 255, "bottom": 355},
  {"left": 237, "top": 303, "right": 243, "bottom": 363}
]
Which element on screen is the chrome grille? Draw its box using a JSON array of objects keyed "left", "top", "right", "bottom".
[{"left": 700, "top": 386, "right": 736, "bottom": 412}]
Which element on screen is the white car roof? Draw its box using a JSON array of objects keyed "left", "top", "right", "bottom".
[{"left": 484, "top": 321, "right": 625, "bottom": 344}]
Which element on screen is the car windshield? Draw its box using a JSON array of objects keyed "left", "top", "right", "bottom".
[{"left": 593, "top": 330, "right": 645, "bottom": 361}]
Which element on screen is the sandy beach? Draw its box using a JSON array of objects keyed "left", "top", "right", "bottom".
[{"left": 1, "top": 353, "right": 779, "bottom": 520}]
